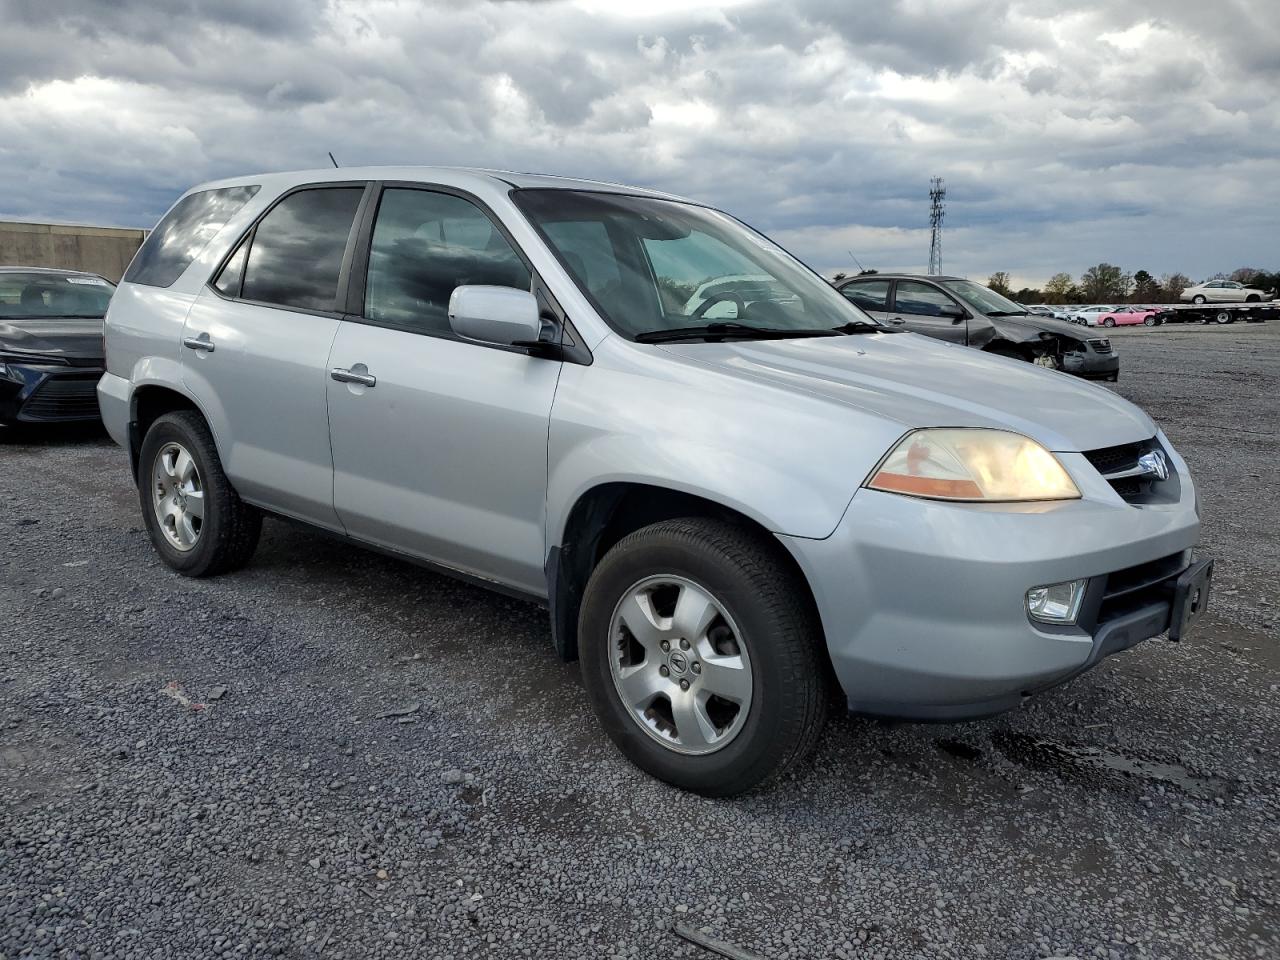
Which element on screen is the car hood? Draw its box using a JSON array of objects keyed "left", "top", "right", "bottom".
[
  {"left": 659, "top": 331, "right": 1155, "bottom": 452},
  {"left": 0, "top": 317, "right": 105, "bottom": 364},
  {"left": 983, "top": 313, "right": 1091, "bottom": 345}
]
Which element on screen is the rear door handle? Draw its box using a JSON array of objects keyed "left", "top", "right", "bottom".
[
  {"left": 183, "top": 334, "right": 215, "bottom": 352},
  {"left": 330, "top": 367, "right": 376, "bottom": 387}
]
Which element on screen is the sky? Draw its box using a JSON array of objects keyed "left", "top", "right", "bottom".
[{"left": 1, "top": 0, "right": 1277, "bottom": 289}]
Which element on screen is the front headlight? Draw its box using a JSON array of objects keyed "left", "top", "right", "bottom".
[{"left": 866, "top": 428, "right": 1081, "bottom": 502}]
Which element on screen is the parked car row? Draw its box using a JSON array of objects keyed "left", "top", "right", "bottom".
[{"left": 836, "top": 275, "right": 1120, "bottom": 380}]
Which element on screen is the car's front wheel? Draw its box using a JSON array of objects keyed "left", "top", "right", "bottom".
[
  {"left": 578, "top": 518, "right": 829, "bottom": 796},
  {"left": 1103, "top": 318, "right": 1116, "bottom": 327},
  {"left": 138, "top": 411, "right": 261, "bottom": 577}
]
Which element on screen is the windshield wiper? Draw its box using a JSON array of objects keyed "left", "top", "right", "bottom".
[
  {"left": 985, "top": 310, "right": 1028, "bottom": 317},
  {"left": 635, "top": 322, "right": 840, "bottom": 343},
  {"left": 830, "top": 321, "right": 893, "bottom": 334}
]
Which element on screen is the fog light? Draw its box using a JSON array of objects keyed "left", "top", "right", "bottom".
[{"left": 1026, "top": 579, "right": 1087, "bottom": 624}]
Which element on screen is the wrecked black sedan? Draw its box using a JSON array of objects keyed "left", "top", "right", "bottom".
[
  {"left": 1, "top": 267, "right": 114, "bottom": 425},
  {"left": 835, "top": 273, "right": 1119, "bottom": 381}
]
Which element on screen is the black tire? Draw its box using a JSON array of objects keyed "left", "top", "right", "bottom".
[
  {"left": 1246, "top": 295, "right": 1260, "bottom": 303},
  {"left": 1143, "top": 316, "right": 1155, "bottom": 326},
  {"left": 1103, "top": 318, "right": 1115, "bottom": 327},
  {"left": 578, "top": 518, "right": 829, "bottom": 796},
  {"left": 1192, "top": 295, "right": 1207, "bottom": 304},
  {"left": 138, "top": 411, "right": 261, "bottom": 577},
  {"left": 1215, "top": 311, "right": 1232, "bottom": 325}
]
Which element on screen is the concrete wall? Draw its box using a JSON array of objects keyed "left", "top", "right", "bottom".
[{"left": 0, "top": 220, "right": 146, "bottom": 283}]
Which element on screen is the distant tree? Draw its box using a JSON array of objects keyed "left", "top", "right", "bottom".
[
  {"left": 1205, "top": 271, "right": 1229, "bottom": 281},
  {"left": 1251, "top": 271, "right": 1280, "bottom": 294},
  {"left": 832, "top": 271, "right": 848, "bottom": 283},
  {"left": 1014, "top": 287, "right": 1043, "bottom": 304},
  {"left": 1043, "top": 273, "right": 1074, "bottom": 301},
  {"left": 987, "top": 271, "right": 1012, "bottom": 296},
  {"left": 1132, "top": 269, "right": 1159, "bottom": 302},
  {"left": 1160, "top": 272, "right": 1192, "bottom": 302},
  {"left": 1229, "top": 267, "right": 1263, "bottom": 284},
  {"left": 1080, "top": 263, "right": 1131, "bottom": 302}
]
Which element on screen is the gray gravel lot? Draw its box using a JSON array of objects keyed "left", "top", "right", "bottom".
[{"left": 2, "top": 322, "right": 1277, "bottom": 960}]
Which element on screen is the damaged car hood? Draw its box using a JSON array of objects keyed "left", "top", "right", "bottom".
[
  {"left": 659, "top": 331, "right": 1154, "bottom": 452},
  {"left": 0, "top": 317, "right": 105, "bottom": 364},
  {"left": 970, "top": 313, "right": 1090, "bottom": 350}
]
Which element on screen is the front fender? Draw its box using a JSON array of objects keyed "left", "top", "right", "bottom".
[{"left": 545, "top": 346, "right": 904, "bottom": 546}]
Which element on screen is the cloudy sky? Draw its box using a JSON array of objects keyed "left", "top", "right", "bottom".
[{"left": 2, "top": 0, "right": 1277, "bottom": 287}]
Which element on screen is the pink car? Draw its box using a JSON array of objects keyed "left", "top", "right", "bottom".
[{"left": 1094, "top": 306, "right": 1161, "bottom": 327}]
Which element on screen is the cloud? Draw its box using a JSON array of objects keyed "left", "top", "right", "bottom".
[{"left": 1, "top": 0, "right": 1276, "bottom": 285}]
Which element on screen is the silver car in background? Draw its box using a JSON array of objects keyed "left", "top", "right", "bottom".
[{"left": 98, "top": 167, "right": 1211, "bottom": 795}]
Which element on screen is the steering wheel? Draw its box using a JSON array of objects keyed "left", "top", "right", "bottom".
[{"left": 691, "top": 291, "right": 746, "bottom": 320}]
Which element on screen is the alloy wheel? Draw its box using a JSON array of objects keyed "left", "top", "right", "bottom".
[
  {"left": 607, "top": 575, "right": 753, "bottom": 755},
  {"left": 152, "top": 442, "right": 204, "bottom": 551}
]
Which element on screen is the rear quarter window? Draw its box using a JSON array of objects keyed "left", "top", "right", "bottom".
[{"left": 124, "top": 185, "right": 261, "bottom": 288}]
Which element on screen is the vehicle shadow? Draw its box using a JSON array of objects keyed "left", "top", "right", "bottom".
[{"left": 0, "top": 421, "right": 109, "bottom": 447}]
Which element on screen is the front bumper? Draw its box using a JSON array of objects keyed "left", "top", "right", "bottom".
[
  {"left": 0, "top": 359, "right": 104, "bottom": 424},
  {"left": 1061, "top": 339, "right": 1119, "bottom": 381},
  {"left": 780, "top": 440, "right": 1201, "bottom": 720}
]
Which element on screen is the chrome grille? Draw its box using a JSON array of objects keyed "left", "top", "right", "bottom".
[{"left": 1082, "top": 436, "right": 1168, "bottom": 503}]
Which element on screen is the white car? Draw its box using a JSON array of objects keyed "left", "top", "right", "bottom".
[
  {"left": 1069, "top": 305, "right": 1119, "bottom": 326},
  {"left": 1180, "top": 280, "right": 1273, "bottom": 304}
]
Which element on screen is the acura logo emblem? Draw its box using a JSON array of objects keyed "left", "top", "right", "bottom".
[{"left": 1137, "top": 449, "right": 1170, "bottom": 482}]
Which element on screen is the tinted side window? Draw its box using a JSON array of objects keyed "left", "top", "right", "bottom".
[
  {"left": 125, "top": 186, "right": 260, "bottom": 287},
  {"left": 212, "top": 238, "right": 248, "bottom": 298},
  {"left": 895, "top": 281, "right": 959, "bottom": 317},
  {"left": 840, "top": 280, "right": 890, "bottom": 310},
  {"left": 364, "top": 189, "right": 531, "bottom": 334},
  {"left": 241, "top": 188, "right": 364, "bottom": 312}
]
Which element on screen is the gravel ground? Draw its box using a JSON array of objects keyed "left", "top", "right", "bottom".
[{"left": 2, "top": 322, "right": 1277, "bottom": 960}]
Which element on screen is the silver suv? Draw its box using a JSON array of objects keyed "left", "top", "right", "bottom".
[{"left": 98, "top": 167, "right": 1211, "bottom": 795}]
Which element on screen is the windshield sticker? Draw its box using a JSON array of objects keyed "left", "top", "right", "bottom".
[{"left": 66, "top": 277, "right": 109, "bottom": 285}]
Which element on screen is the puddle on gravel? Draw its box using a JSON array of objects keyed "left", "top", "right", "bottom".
[{"left": 992, "top": 732, "right": 1229, "bottom": 799}]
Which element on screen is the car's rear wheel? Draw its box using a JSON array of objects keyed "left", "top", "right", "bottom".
[
  {"left": 1103, "top": 318, "right": 1115, "bottom": 327},
  {"left": 578, "top": 518, "right": 829, "bottom": 796},
  {"left": 1192, "top": 295, "right": 1207, "bottom": 304},
  {"left": 1143, "top": 316, "right": 1155, "bottom": 326},
  {"left": 139, "top": 411, "right": 261, "bottom": 577}
]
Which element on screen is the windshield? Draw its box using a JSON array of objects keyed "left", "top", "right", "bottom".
[
  {"left": 938, "top": 279, "right": 1026, "bottom": 316},
  {"left": 0, "top": 272, "right": 115, "bottom": 319},
  {"left": 513, "top": 189, "right": 876, "bottom": 339}
]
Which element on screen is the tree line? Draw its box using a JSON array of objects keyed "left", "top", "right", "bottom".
[{"left": 984, "top": 266, "right": 1280, "bottom": 305}]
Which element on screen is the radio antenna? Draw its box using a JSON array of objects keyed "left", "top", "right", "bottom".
[{"left": 328, "top": 152, "right": 340, "bottom": 168}]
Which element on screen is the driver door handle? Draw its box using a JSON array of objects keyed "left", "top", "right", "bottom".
[
  {"left": 330, "top": 367, "right": 376, "bottom": 387},
  {"left": 183, "top": 334, "right": 215, "bottom": 352}
]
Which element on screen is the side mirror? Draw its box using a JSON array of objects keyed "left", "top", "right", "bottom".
[
  {"left": 448, "top": 286, "right": 542, "bottom": 347},
  {"left": 939, "top": 303, "right": 967, "bottom": 322}
]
